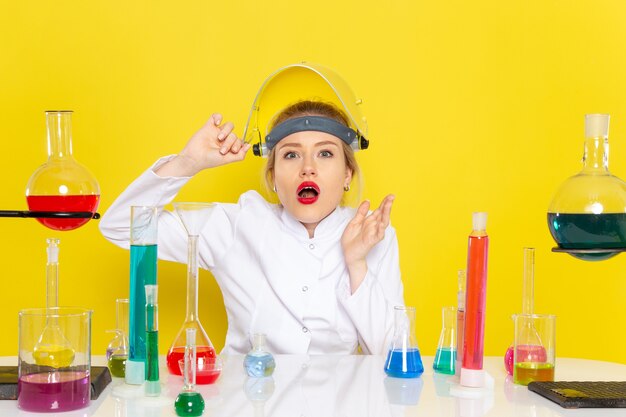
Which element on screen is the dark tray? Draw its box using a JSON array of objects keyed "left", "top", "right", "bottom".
[
  {"left": 0, "top": 366, "right": 112, "bottom": 400},
  {"left": 528, "top": 381, "right": 626, "bottom": 408}
]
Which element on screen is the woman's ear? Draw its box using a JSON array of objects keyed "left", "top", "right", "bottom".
[{"left": 344, "top": 167, "right": 353, "bottom": 187}]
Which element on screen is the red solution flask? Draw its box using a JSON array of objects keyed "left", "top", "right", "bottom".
[{"left": 25, "top": 111, "right": 100, "bottom": 230}]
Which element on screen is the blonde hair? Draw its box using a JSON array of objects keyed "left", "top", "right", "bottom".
[{"left": 263, "top": 100, "right": 360, "bottom": 205}]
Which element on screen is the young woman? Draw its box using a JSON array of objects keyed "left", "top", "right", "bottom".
[{"left": 99, "top": 100, "right": 404, "bottom": 355}]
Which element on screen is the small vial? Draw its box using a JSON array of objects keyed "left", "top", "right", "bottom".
[{"left": 244, "top": 334, "right": 276, "bottom": 377}]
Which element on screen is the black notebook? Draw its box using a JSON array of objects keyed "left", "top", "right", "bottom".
[
  {"left": 0, "top": 366, "right": 111, "bottom": 401},
  {"left": 528, "top": 381, "right": 626, "bottom": 408}
]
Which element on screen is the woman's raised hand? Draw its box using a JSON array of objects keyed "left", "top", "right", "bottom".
[
  {"left": 341, "top": 194, "right": 395, "bottom": 292},
  {"left": 156, "top": 113, "right": 251, "bottom": 177}
]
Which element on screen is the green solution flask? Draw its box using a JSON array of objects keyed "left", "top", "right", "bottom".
[{"left": 175, "top": 328, "right": 205, "bottom": 417}]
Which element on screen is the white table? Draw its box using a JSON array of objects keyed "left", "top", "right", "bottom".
[{"left": 1, "top": 355, "right": 625, "bottom": 416}]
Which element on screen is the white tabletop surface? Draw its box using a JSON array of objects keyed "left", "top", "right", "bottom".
[{"left": 1, "top": 355, "right": 626, "bottom": 417}]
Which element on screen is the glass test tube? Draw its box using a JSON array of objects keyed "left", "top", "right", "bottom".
[
  {"left": 460, "top": 212, "right": 489, "bottom": 388},
  {"left": 145, "top": 285, "right": 160, "bottom": 396},
  {"left": 127, "top": 206, "right": 158, "bottom": 385}
]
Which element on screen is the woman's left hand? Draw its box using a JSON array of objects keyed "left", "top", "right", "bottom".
[{"left": 341, "top": 195, "right": 395, "bottom": 291}]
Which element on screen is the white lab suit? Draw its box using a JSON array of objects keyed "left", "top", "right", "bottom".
[{"left": 99, "top": 157, "right": 404, "bottom": 355}]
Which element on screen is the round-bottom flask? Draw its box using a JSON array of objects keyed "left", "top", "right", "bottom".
[
  {"left": 26, "top": 111, "right": 100, "bottom": 231},
  {"left": 244, "top": 334, "right": 276, "bottom": 377},
  {"left": 548, "top": 114, "right": 626, "bottom": 261}
]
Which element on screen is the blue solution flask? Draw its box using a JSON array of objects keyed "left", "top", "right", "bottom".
[
  {"left": 244, "top": 334, "right": 276, "bottom": 377},
  {"left": 384, "top": 306, "right": 424, "bottom": 378}
]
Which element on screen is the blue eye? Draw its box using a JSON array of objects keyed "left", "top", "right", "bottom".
[
  {"left": 319, "top": 150, "right": 333, "bottom": 158},
  {"left": 283, "top": 151, "right": 298, "bottom": 159}
]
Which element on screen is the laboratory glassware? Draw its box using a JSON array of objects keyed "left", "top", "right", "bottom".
[
  {"left": 18, "top": 307, "right": 91, "bottom": 412},
  {"left": 106, "top": 298, "right": 129, "bottom": 378},
  {"left": 548, "top": 114, "right": 626, "bottom": 261},
  {"left": 243, "top": 62, "right": 369, "bottom": 156},
  {"left": 167, "top": 202, "right": 218, "bottom": 377},
  {"left": 384, "top": 306, "right": 424, "bottom": 378},
  {"left": 504, "top": 248, "right": 545, "bottom": 375},
  {"left": 25, "top": 110, "right": 100, "bottom": 231},
  {"left": 127, "top": 206, "right": 158, "bottom": 385},
  {"left": 145, "top": 284, "right": 160, "bottom": 396},
  {"left": 433, "top": 306, "right": 457, "bottom": 375},
  {"left": 33, "top": 238, "right": 74, "bottom": 368},
  {"left": 455, "top": 269, "right": 466, "bottom": 376},
  {"left": 513, "top": 314, "right": 556, "bottom": 385},
  {"left": 244, "top": 333, "right": 276, "bottom": 377},
  {"left": 174, "top": 328, "right": 205, "bottom": 417},
  {"left": 460, "top": 212, "right": 489, "bottom": 388},
  {"left": 244, "top": 376, "right": 275, "bottom": 417}
]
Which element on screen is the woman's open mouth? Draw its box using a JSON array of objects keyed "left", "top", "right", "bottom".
[{"left": 297, "top": 181, "right": 320, "bottom": 205}]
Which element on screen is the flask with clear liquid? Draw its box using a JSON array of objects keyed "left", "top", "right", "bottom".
[
  {"left": 25, "top": 111, "right": 100, "bottom": 231},
  {"left": 548, "top": 114, "right": 626, "bottom": 260},
  {"left": 384, "top": 306, "right": 424, "bottom": 378}
]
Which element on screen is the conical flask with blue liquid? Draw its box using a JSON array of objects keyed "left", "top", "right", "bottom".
[{"left": 384, "top": 306, "right": 424, "bottom": 378}]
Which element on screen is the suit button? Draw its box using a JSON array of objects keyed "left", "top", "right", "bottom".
[
  {"left": 309, "top": 243, "right": 315, "bottom": 250},
  {"left": 302, "top": 327, "right": 309, "bottom": 333}
]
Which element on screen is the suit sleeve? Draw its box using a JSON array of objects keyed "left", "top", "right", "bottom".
[{"left": 337, "top": 226, "right": 405, "bottom": 354}]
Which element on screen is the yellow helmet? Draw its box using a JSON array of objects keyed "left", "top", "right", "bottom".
[{"left": 243, "top": 62, "right": 369, "bottom": 156}]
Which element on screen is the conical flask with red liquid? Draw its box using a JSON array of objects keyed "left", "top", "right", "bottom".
[
  {"left": 25, "top": 111, "right": 100, "bottom": 231},
  {"left": 166, "top": 203, "right": 218, "bottom": 382}
]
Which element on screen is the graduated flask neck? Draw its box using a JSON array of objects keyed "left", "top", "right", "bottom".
[
  {"left": 185, "top": 235, "right": 200, "bottom": 321},
  {"left": 45, "top": 111, "right": 74, "bottom": 160}
]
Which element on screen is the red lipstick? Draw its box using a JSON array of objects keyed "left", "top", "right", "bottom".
[{"left": 297, "top": 181, "right": 320, "bottom": 205}]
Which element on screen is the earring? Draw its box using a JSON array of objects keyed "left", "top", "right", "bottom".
[
  {"left": 273, "top": 184, "right": 277, "bottom": 193},
  {"left": 344, "top": 185, "right": 350, "bottom": 192}
]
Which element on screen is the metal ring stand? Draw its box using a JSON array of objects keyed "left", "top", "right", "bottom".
[{"left": 0, "top": 210, "right": 100, "bottom": 219}]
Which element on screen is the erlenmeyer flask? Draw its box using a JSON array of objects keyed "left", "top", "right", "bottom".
[
  {"left": 166, "top": 203, "right": 217, "bottom": 376},
  {"left": 26, "top": 111, "right": 100, "bottom": 231},
  {"left": 548, "top": 114, "right": 626, "bottom": 261},
  {"left": 384, "top": 306, "right": 424, "bottom": 378},
  {"left": 106, "top": 298, "right": 129, "bottom": 378},
  {"left": 433, "top": 306, "right": 456, "bottom": 375}
]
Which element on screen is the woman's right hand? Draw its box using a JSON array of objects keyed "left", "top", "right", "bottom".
[{"left": 155, "top": 113, "right": 251, "bottom": 177}]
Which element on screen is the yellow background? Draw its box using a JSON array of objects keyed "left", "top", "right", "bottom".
[{"left": 1, "top": 1, "right": 625, "bottom": 365}]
